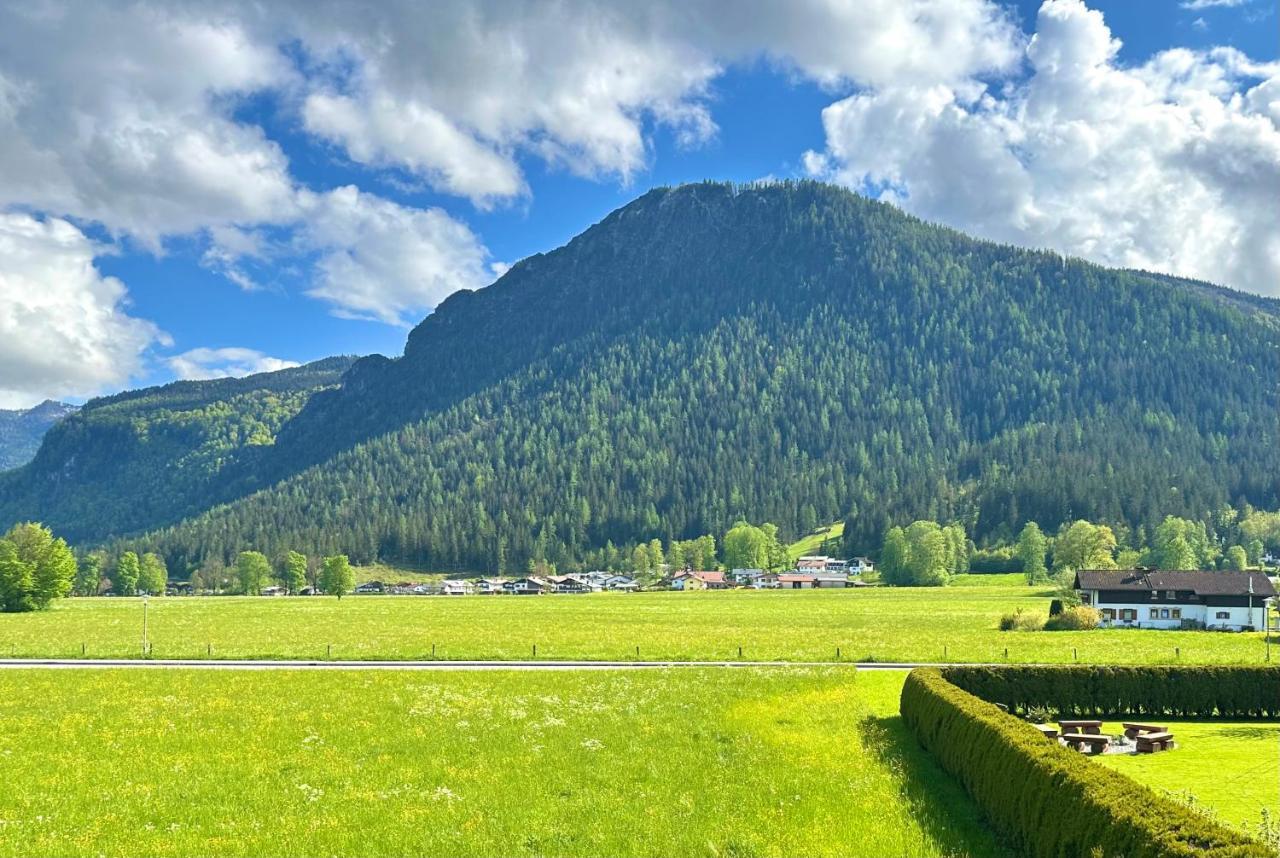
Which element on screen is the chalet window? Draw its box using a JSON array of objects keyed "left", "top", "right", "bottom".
[
  {"left": 1160, "top": 609, "right": 1170, "bottom": 619},
  {"left": 1166, "top": 590, "right": 1176, "bottom": 599},
  {"left": 1216, "top": 611, "right": 1230, "bottom": 620},
  {"left": 1150, "top": 608, "right": 1159, "bottom": 619},
  {"left": 1171, "top": 609, "right": 1181, "bottom": 619},
  {"left": 1121, "top": 609, "right": 1137, "bottom": 621},
  {"left": 1101, "top": 608, "right": 1115, "bottom": 620},
  {"left": 1080, "top": 593, "right": 1092, "bottom": 605}
]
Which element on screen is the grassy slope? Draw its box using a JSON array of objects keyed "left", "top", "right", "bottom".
[
  {"left": 0, "top": 587, "right": 1269, "bottom": 663},
  {"left": 787, "top": 522, "right": 845, "bottom": 563},
  {"left": 1095, "top": 720, "right": 1280, "bottom": 833},
  {"left": 0, "top": 669, "right": 1004, "bottom": 858}
]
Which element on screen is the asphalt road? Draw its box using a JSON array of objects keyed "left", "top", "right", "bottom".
[{"left": 0, "top": 658, "right": 945, "bottom": 671}]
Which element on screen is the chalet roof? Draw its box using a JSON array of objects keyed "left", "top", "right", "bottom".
[
  {"left": 690, "top": 570, "right": 724, "bottom": 583},
  {"left": 1074, "top": 570, "right": 1276, "bottom": 598},
  {"left": 778, "top": 573, "right": 816, "bottom": 583}
]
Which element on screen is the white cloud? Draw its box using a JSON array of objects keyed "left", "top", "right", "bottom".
[
  {"left": 1180, "top": 0, "right": 1250, "bottom": 9},
  {"left": 275, "top": 0, "right": 1021, "bottom": 203},
  {"left": 297, "top": 186, "right": 493, "bottom": 325},
  {"left": 0, "top": 3, "right": 296, "bottom": 246},
  {"left": 167, "top": 347, "right": 300, "bottom": 381},
  {"left": 0, "top": 213, "right": 165, "bottom": 408},
  {"left": 805, "top": 0, "right": 1280, "bottom": 296}
]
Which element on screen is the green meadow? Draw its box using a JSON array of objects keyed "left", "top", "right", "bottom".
[
  {"left": 1095, "top": 719, "right": 1280, "bottom": 833},
  {"left": 0, "top": 583, "right": 1270, "bottom": 664},
  {"left": 0, "top": 668, "right": 1004, "bottom": 858}
]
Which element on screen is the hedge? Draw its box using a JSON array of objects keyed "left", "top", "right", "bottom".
[
  {"left": 900, "top": 668, "right": 1271, "bottom": 858},
  {"left": 942, "top": 665, "right": 1280, "bottom": 718}
]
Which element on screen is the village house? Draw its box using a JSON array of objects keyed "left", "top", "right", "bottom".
[
  {"left": 440, "top": 579, "right": 473, "bottom": 596},
  {"left": 848, "top": 557, "right": 875, "bottom": 575},
  {"left": 505, "top": 577, "right": 551, "bottom": 595},
  {"left": 796, "top": 555, "right": 850, "bottom": 575},
  {"left": 777, "top": 573, "right": 816, "bottom": 589},
  {"left": 671, "top": 570, "right": 728, "bottom": 591},
  {"left": 475, "top": 578, "right": 508, "bottom": 595},
  {"left": 1073, "top": 570, "right": 1275, "bottom": 631},
  {"left": 730, "top": 568, "right": 767, "bottom": 585},
  {"left": 810, "top": 571, "right": 851, "bottom": 589},
  {"left": 751, "top": 573, "right": 780, "bottom": 589},
  {"left": 548, "top": 574, "right": 592, "bottom": 594},
  {"left": 601, "top": 574, "right": 639, "bottom": 592}
]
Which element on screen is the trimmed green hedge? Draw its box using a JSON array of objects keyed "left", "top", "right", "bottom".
[
  {"left": 900, "top": 669, "right": 1271, "bottom": 858},
  {"left": 942, "top": 665, "right": 1280, "bottom": 718}
]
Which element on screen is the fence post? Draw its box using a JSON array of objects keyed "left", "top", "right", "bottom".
[
  {"left": 635, "top": 645, "right": 640, "bottom": 659},
  {"left": 1073, "top": 647, "right": 1078, "bottom": 662},
  {"left": 836, "top": 646, "right": 841, "bottom": 661},
  {"left": 81, "top": 642, "right": 86, "bottom": 656},
  {"left": 943, "top": 645, "right": 948, "bottom": 661},
  {"left": 327, "top": 643, "right": 331, "bottom": 658},
  {"left": 737, "top": 645, "right": 743, "bottom": 659},
  {"left": 533, "top": 644, "right": 537, "bottom": 658}
]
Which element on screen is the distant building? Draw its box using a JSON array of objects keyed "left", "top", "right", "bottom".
[
  {"left": 730, "top": 568, "right": 767, "bottom": 585},
  {"left": 506, "top": 577, "right": 551, "bottom": 595},
  {"left": 796, "top": 555, "right": 849, "bottom": 574},
  {"left": 1073, "top": 570, "right": 1275, "bottom": 631},
  {"left": 810, "top": 571, "right": 850, "bottom": 589},
  {"left": 476, "top": 578, "right": 508, "bottom": 595},
  {"left": 672, "top": 570, "right": 728, "bottom": 591},
  {"left": 777, "top": 573, "right": 816, "bottom": 589},
  {"left": 440, "top": 579, "right": 473, "bottom": 596},
  {"left": 848, "top": 557, "right": 875, "bottom": 575}
]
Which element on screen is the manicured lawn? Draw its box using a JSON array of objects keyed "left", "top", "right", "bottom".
[
  {"left": 0, "top": 668, "right": 1005, "bottom": 857},
  {"left": 0, "top": 587, "right": 1269, "bottom": 663},
  {"left": 1095, "top": 720, "right": 1280, "bottom": 834}
]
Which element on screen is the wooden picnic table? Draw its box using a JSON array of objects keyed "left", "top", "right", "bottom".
[
  {"left": 1123, "top": 722, "right": 1167, "bottom": 740},
  {"left": 1062, "top": 733, "right": 1111, "bottom": 754},
  {"left": 1058, "top": 720, "right": 1103, "bottom": 735},
  {"left": 1135, "top": 731, "right": 1175, "bottom": 753}
]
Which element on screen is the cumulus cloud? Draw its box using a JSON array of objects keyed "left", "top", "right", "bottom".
[
  {"left": 297, "top": 186, "right": 493, "bottom": 325},
  {"left": 167, "top": 347, "right": 300, "bottom": 381},
  {"left": 278, "top": 0, "right": 1020, "bottom": 203},
  {"left": 0, "top": 2, "right": 296, "bottom": 246},
  {"left": 0, "top": 213, "right": 166, "bottom": 408},
  {"left": 805, "top": 0, "right": 1280, "bottom": 296}
]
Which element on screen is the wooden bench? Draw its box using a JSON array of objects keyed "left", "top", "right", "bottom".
[
  {"left": 1135, "top": 731, "right": 1175, "bottom": 753},
  {"left": 1058, "top": 720, "right": 1103, "bottom": 735},
  {"left": 1123, "top": 722, "right": 1167, "bottom": 740},
  {"left": 1062, "top": 733, "right": 1111, "bottom": 754},
  {"left": 1032, "top": 723, "right": 1059, "bottom": 740}
]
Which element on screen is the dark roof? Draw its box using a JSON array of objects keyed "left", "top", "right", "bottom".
[{"left": 1074, "top": 570, "right": 1276, "bottom": 598}]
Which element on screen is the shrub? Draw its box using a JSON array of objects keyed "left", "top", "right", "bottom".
[
  {"left": 1044, "top": 605, "right": 1100, "bottom": 630},
  {"left": 998, "top": 608, "right": 1046, "bottom": 631},
  {"left": 900, "top": 668, "right": 1271, "bottom": 858},
  {"left": 941, "top": 665, "right": 1280, "bottom": 719},
  {"left": 1024, "top": 703, "right": 1057, "bottom": 724}
]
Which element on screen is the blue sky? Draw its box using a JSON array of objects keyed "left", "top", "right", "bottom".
[{"left": 0, "top": 0, "right": 1276, "bottom": 406}]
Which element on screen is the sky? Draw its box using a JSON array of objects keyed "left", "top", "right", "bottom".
[{"left": 0, "top": 0, "right": 1276, "bottom": 408}]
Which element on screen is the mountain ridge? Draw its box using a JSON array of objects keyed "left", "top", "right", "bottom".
[
  {"left": 0, "top": 400, "right": 79, "bottom": 471},
  {"left": 3, "top": 181, "right": 1278, "bottom": 573}
]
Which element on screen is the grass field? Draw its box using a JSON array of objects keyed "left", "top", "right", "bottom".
[
  {"left": 0, "top": 668, "right": 1005, "bottom": 857},
  {"left": 1095, "top": 720, "right": 1280, "bottom": 834},
  {"left": 0, "top": 586, "right": 1270, "bottom": 664},
  {"left": 787, "top": 522, "right": 845, "bottom": 562}
]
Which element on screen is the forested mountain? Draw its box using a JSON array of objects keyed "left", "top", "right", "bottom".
[
  {"left": 5, "top": 181, "right": 1279, "bottom": 573},
  {"left": 0, "top": 401, "right": 78, "bottom": 471},
  {"left": 0, "top": 357, "right": 356, "bottom": 541}
]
